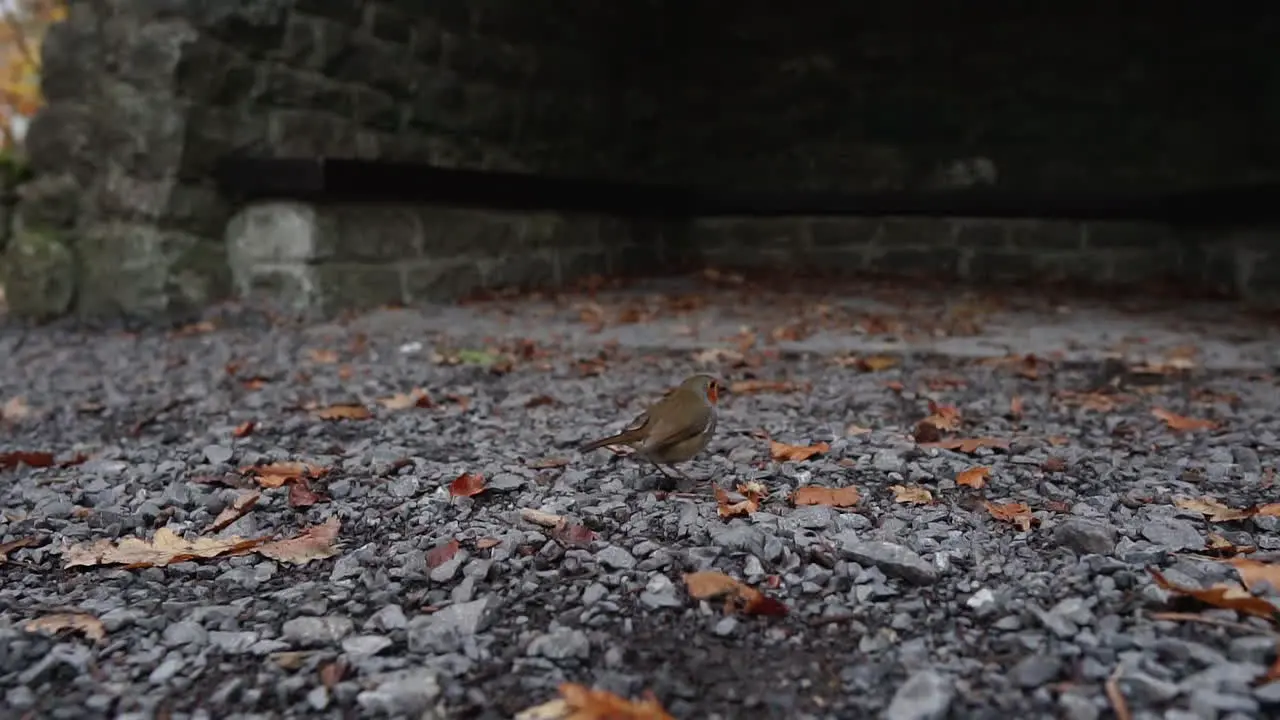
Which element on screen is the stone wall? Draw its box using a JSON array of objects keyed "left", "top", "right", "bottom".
[
  {"left": 669, "top": 4, "right": 1280, "bottom": 194},
  {"left": 225, "top": 203, "right": 687, "bottom": 313},
  {"left": 7, "top": 1, "right": 1280, "bottom": 320},
  {"left": 9, "top": 0, "right": 670, "bottom": 319}
]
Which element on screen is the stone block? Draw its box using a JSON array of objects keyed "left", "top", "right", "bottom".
[
  {"left": 328, "top": 205, "right": 425, "bottom": 262},
  {"left": 808, "top": 218, "right": 881, "bottom": 248},
  {"left": 266, "top": 110, "right": 360, "bottom": 157},
  {"left": 76, "top": 223, "right": 222, "bottom": 316},
  {"left": 868, "top": 246, "right": 961, "bottom": 278},
  {"left": 480, "top": 251, "right": 558, "bottom": 289},
  {"left": 560, "top": 248, "right": 613, "bottom": 281},
  {"left": 416, "top": 208, "right": 524, "bottom": 256},
  {"left": 21, "top": 103, "right": 97, "bottom": 181},
  {"left": 691, "top": 217, "right": 809, "bottom": 252},
  {"left": 277, "top": 13, "right": 354, "bottom": 72},
  {"left": 324, "top": 36, "right": 417, "bottom": 98},
  {"left": 1084, "top": 222, "right": 1169, "bottom": 248},
  {"left": 953, "top": 220, "right": 1009, "bottom": 248},
  {"left": 255, "top": 64, "right": 353, "bottom": 114},
  {"left": 1006, "top": 220, "right": 1085, "bottom": 250},
  {"left": 96, "top": 169, "right": 228, "bottom": 238},
  {"left": 0, "top": 227, "right": 75, "bottom": 320},
  {"left": 15, "top": 174, "right": 82, "bottom": 230},
  {"left": 226, "top": 202, "right": 332, "bottom": 274},
  {"left": 878, "top": 218, "right": 956, "bottom": 247},
  {"left": 962, "top": 249, "right": 1038, "bottom": 282},
  {"left": 96, "top": 79, "right": 191, "bottom": 180},
  {"left": 401, "top": 258, "right": 483, "bottom": 302},
  {"left": 313, "top": 263, "right": 405, "bottom": 311},
  {"left": 293, "top": 0, "right": 364, "bottom": 27},
  {"left": 364, "top": 2, "right": 414, "bottom": 45}
]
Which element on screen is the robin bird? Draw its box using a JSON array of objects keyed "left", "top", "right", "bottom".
[{"left": 579, "top": 374, "right": 723, "bottom": 484}]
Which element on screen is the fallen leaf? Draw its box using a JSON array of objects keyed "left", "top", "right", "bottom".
[
  {"left": 1205, "top": 533, "right": 1254, "bottom": 556},
  {"left": 270, "top": 651, "right": 311, "bottom": 670},
  {"left": 203, "top": 491, "right": 261, "bottom": 533},
  {"left": 845, "top": 423, "right": 872, "bottom": 436},
  {"left": 920, "top": 401, "right": 962, "bottom": 431},
  {"left": 984, "top": 501, "right": 1036, "bottom": 531},
  {"left": 1152, "top": 407, "right": 1217, "bottom": 432},
  {"left": 312, "top": 404, "right": 371, "bottom": 421},
  {"left": 232, "top": 421, "right": 256, "bottom": 438},
  {"left": 307, "top": 348, "right": 339, "bottom": 364},
  {"left": 2, "top": 396, "right": 31, "bottom": 421},
  {"left": 63, "top": 528, "right": 268, "bottom": 568},
  {"left": 257, "top": 517, "right": 342, "bottom": 565},
  {"left": 475, "top": 537, "right": 501, "bottom": 550},
  {"left": 244, "top": 461, "right": 327, "bottom": 488},
  {"left": 174, "top": 320, "right": 216, "bottom": 335},
  {"left": 516, "top": 683, "right": 675, "bottom": 720},
  {"left": 1041, "top": 456, "right": 1068, "bottom": 472},
  {"left": 1055, "top": 390, "right": 1127, "bottom": 412},
  {"left": 1009, "top": 395, "right": 1024, "bottom": 418},
  {"left": 24, "top": 613, "right": 107, "bottom": 644},
  {"left": 1225, "top": 558, "right": 1280, "bottom": 593},
  {"left": 449, "top": 473, "right": 487, "bottom": 497},
  {"left": 0, "top": 451, "right": 56, "bottom": 471},
  {"left": 714, "top": 484, "right": 764, "bottom": 518},
  {"left": 856, "top": 355, "right": 899, "bottom": 372},
  {"left": 1147, "top": 567, "right": 1278, "bottom": 620},
  {"left": 790, "top": 485, "right": 861, "bottom": 508},
  {"left": 890, "top": 485, "right": 933, "bottom": 505},
  {"left": 378, "top": 388, "right": 433, "bottom": 410},
  {"left": 550, "top": 522, "right": 597, "bottom": 548},
  {"left": 426, "top": 538, "right": 461, "bottom": 569},
  {"left": 919, "top": 437, "right": 1011, "bottom": 454},
  {"left": 683, "top": 570, "right": 788, "bottom": 617},
  {"left": 769, "top": 440, "right": 830, "bottom": 462},
  {"left": 956, "top": 466, "right": 991, "bottom": 489},
  {"left": 288, "top": 479, "right": 325, "bottom": 508},
  {"left": 729, "top": 379, "right": 809, "bottom": 395},
  {"left": 1175, "top": 497, "right": 1255, "bottom": 523},
  {"left": 0, "top": 537, "right": 38, "bottom": 563},
  {"left": 319, "top": 661, "right": 345, "bottom": 688},
  {"left": 1259, "top": 504, "right": 1280, "bottom": 517},
  {"left": 525, "top": 395, "right": 557, "bottom": 408}
]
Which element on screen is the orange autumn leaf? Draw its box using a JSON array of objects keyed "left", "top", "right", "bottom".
[
  {"left": 956, "top": 466, "right": 991, "bottom": 489},
  {"left": 306, "top": 348, "right": 339, "bottom": 364},
  {"left": 231, "top": 421, "right": 256, "bottom": 438},
  {"left": 890, "top": 485, "right": 933, "bottom": 505},
  {"left": 256, "top": 517, "right": 342, "bottom": 566},
  {"left": 312, "top": 404, "right": 371, "bottom": 421},
  {"left": 203, "top": 490, "right": 260, "bottom": 533},
  {"left": 1174, "top": 497, "right": 1255, "bottom": 523},
  {"left": 23, "top": 612, "right": 107, "bottom": 644},
  {"left": 919, "top": 401, "right": 961, "bottom": 432},
  {"left": 378, "top": 388, "right": 433, "bottom": 410},
  {"left": 769, "top": 439, "right": 830, "bottom": 462},
  {"left": 448, "top": 473, "right": 486, "bottom": 497},
  {"left": 1151, "top": 407, "right": 1217, "bottom": 432},
  {"left": 984, "top": 501, "right": 1036, "bottom": 531},
  {"left": 242, "top": 461, "right": 327, "bottom": 489},
  {"left": 521, "top": 682, "right": 676, "bottom": 720},
  {"left": 714, "top": 482, "right": 767, "bottom": 518},
  {"left": 1147, "top": 568, "right": 1278, "bottom": 620},
  {"left": 790, "top": 485, "right": 861, "bottom": 508},
  {"left": 1009, "top": 395, "right": 1024, "bottom": 417},
  {"left": 856, "top": 355, "right": 899, "bottom": 372},
  {"left": 683, "top": 571, "right": 788, "bottom": 617},
  {"left": 1225, "top": 558, "right": 1280, "bottom": 594},
  {"left": 426, "top": 538, "right": 461, "bottom": 569},
  {"left": 729, "top": 379, "right": 809, "bottom": 395}
]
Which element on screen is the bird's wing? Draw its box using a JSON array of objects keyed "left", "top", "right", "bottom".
[{"left": 642, "top": 403, "right": 713, "bottom": 452}]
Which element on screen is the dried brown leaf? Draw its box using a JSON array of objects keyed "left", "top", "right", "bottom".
[
  {"left": 2, "top": 396, "right": 31, "bottom": 421},
  {"left": 683, "top": 570, "right": 788, "bottom": 617},
  {"left": 63, "top": 528, "right": 268, "bottom": 569},
  {"left": 1152, "top": 407, "right": 1218, "bottom": 432},
  {"left": 729, "top": 379, "right": 809, "bottom": 395},
  {"left": 1147, "top": 568, "right": 1278, "bottom": 620},
  {"left": 257, "top": 517, "right": 342, "bottom": 565},
  {"left": 0, "top": 450, "right": 56, "bottom": 471},
  {"left": 312, "top": 404, "right": 371, "bottom": 421},
  {"left": 377, "top": 388, "right": 433, "bottom": 410},
  {"left": 517, "top": 683, "right": 675, "bottom": 720},
  {"left": 203, "top": 490, "right": 261, "bottom": 533},
  {"left": 769, "top": 440, "right": 830, "bottom": 462},
  {"left": 448, "top": 473, "right": 486, "bottom": 497},
  {"left": 529, "top": 457, "right": 570, "bottom": 470},
  {"left": 956, "top": 466, "right": 991, "bottom": 489},
  {"left": 287, "top": 479, "right": 325, "bottom": 508},
  {"left": 1225, "top": 558, "right": 1280, "bottom": 594},
  {"left": 1175, "top": 497, "right": 1255, "bottom": 523},
  {"left": 856, "top": 355, "right": 899, "bottom": 372},
  {"left": 307, "top": 348, "right": 339, "bottom": 364},
  {"left": 984, "top": 501, "right": 1036, "bottom": 531},
  {"left": 790, "top": 485, "right": 861, "bottom": 508},
  {"left": 24, "top": 613, "right": 107, "bottom": 644},
  {"left": 890, "top": 485, "right": 933, "bottom": 505},
  {"left": 920, "top": 401, "right": 962, "bottom": 431},
  {"left": 426, "top": 538, "right": 461, "bottom": 569},
  {"left": 232, "top": 421, "right": 256, "bottom": 438},
  {"left": 714, "top": 484, "right": 763, "bottom": 518},
  {"left": 0, "top": 537, "right": 38, "bottom": 563}
]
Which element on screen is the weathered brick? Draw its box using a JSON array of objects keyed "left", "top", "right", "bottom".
[
  {"left": 326, "top": 206, "right": 425, "bottom": 262},
  {"left": 808, "top": 218, "right": 880, "bottom": 248},
  {"left": 255, "top": 65, "right": 352, "bottom": 114},
  {"left": 314, "top": 263, "right": 406, "bottom": 310},
  {"left": 401, "top": 258, "right": 483, "bottom": 302},
  {"left": 953, "top": 221, "right": 1009, "bottom": 248},
  {"left": 481, "top": 251, "right": 558, "bottom": 289},
  {"left": 1006, "top": 220, "right": 1084, "bottom": 250},
  {"left": 365, "top": 2, "right": 414, "bottom": 45},
  {"left": 416, "top": 208, "right": 524, "bottom": 257}
]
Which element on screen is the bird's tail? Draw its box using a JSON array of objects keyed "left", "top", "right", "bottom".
[{"left": 579, "top": 429, "right": 642, "bottom": 453}]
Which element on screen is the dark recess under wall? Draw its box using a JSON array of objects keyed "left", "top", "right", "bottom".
[{"left": 215, "top": 158, "right": 1280, "bottom": 225}]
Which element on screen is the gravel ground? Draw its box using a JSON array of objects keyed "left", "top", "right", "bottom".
[{"left": 2, "top": 275, "right": 1280, "bottom": 720}]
